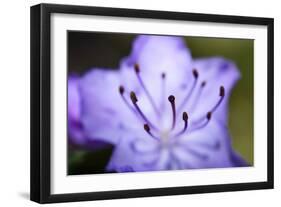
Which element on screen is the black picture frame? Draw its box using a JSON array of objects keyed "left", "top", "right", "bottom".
[{"left": 30, "top": 3, "right": 274, "bottom": 204}]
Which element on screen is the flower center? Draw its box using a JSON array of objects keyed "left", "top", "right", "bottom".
[{"left": 118, "top": 63, "right": 225, "bottom": 143}]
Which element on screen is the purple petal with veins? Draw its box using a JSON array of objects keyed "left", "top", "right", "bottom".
[{"left": 68, "top": 35, "right": 248, "bottom": 172}]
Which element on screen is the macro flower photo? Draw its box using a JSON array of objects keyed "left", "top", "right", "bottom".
[{"left": 67, "top": 32, "right": 253, "bottom": 174}]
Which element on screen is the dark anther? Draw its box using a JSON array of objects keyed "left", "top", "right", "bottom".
[
  {"left": 220, "top": 86, "right": 225, "bottom": 97},
  {"left": 168, "top": 95, "right": 175, "bottom": 103},
  {"left": 183, "top": 112, "right": 188, "bottom": 121},
  {"left": 144, "top": 124, "right": 150, "bottom": 132},
  {"left": 119, "top": 85, "right": 125, "bottom": 95},
  {"left": 134, "top": 63, "right": 140, "bottom": 73},
  {"left": 201, "top": 81, "right": 206, "bottom": 87},
  {"left": 173, "top": 111, "right": 189, "bottom": 138},
  {"left": 161, "top": 72, "right": 166, "bottom": 79},
  {"left": 192, "top": 69, "right": 199, "bottom": 79},
  {"left": 143, "top": 124, "right": 159, "bottom": 140},
  {"left": 207, "top": 112, "right": 212, "bottom": 120},
  {"left": 130, "top": 91, "right": 138, "bottom": 103},
  {"left": 168, "top": 95, "right": 176, "bottom": 130}
]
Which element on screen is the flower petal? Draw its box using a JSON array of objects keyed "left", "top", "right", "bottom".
[
  {"left": 120, "top": 35, "right": 193, "bottom": 106},
  {"left": 106, "top": 129, "right": 161, "bottom": 172},
  {"left": 79, "top": 69, "right": 139, "bottom": 144},
  {"left": 68, "top": 76, "right": 81, "bottom": 121},
  {"left": 125, "top": 35, "right": 192, "bottom": 75},
  {"left": 68, "top": 76, "right": 85, "bottom": 145},
  {"left": 176, "top": 119, "right": 246, "bottom": 168}
]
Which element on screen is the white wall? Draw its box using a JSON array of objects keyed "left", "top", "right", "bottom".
[{"left": 0, "top": 0, "right": 279, "bottom": 206}]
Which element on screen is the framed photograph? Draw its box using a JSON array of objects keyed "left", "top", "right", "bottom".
[{"left": 30, "top": 3, "right": 274, "bottom": 203}]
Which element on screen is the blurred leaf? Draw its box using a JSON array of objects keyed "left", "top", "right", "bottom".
[{"left": 68, "top": 145, "right": 114, "bottom": 175}]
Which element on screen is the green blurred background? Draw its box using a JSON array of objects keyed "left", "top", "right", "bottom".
[{"left": 68, "top": 32, "right": 253, "bottom": 175}]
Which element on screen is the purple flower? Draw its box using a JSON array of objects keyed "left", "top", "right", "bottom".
[
  {"left": 68, "top": 35, "right": 248, "bottom": 172},
  {"left": 68, "top": 75, "right": 84, "bottom": 145}
]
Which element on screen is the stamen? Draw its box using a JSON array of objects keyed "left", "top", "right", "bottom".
[
  {"left": 191, "top": 85, "right": 225, "bottom": 125},
  {"left": 188, "top": 81, "right": 207, "bottom": 111},
  {"left": 178, "top": 69, "right": 199, "bottom": 114},
  {"left": 134, "top": 63, "right": 161, "bottom": 117},
  {"left": 130, "top": 91, "right": 158, "bottom": 131},
  {"left": 210, "top": 86, "right": 225, "bottom": 113},
  {"left": 130, "top": 91, "right": 138, "bottom": 103},
  {"left": 190, "top": 112, "right": 212, "bottom": 132},
  {"left": 144, "top": 124, "right": 159, "bottom": 140},
  {"left": 168, "top": 95, "right": 176, "bottom": 130},
  {"left": 119, "top": 85, "right": 138, "bottom": 115},
  {"left": 173, "top": 112, "right": 188, "bottom": 138}
]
